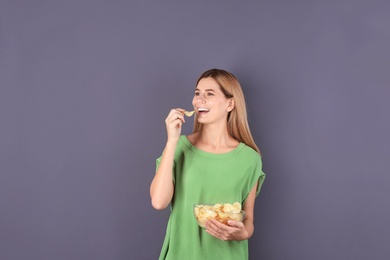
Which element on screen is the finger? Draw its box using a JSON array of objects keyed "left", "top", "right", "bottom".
[
  {"left": 166, "top": 117, "right": 182, "bottom": 127},
  {"left": 207, "top": 219, "right": 222, "bottom": 228},
  {"left": 169, "top": 108, "right": 185, "bottom": 118},
  {"left": 206, "top": 219, "right": 228, "bottom": 233},
  {"left": 176, "top": 120, "right": 183, "bottom": 129},
  {"left": 171, "top": 109, "right": 186, "bottom": 121},
  {"left": 205, "top": 221, "right": 224, "bottom": 236},
  {"left": 227, "top": 220, "right": 244, "bottom": 228},
  {"left": 166, "top": 112, "right": 185, "bottom": 125},
  {"left": 177, "top": 113, "right": 185, "bottom": 122},
  {"left": 167, "top": 108, "right": 183, "bottom": 117},
  {"left": 172, "top": 115, "right": 185, "bottom": 125}
]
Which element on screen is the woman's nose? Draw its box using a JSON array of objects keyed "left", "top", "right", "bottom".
[{"left": 196, "top": 96, "right": 206, "bottom": 103}]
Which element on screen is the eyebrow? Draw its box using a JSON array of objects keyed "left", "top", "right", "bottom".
[{"left": 195, "top": 88, "right": 216, "bottom": 92}]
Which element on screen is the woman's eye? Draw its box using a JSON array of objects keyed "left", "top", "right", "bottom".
[
  {"left": 194, "top": 92, "right": 200, "bottom": 96},
  {"left": 207, "top": 92, "right": 214, "bottom": 96}
]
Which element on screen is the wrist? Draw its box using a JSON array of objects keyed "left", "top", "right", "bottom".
[
  {"left": 167, "top": 134, "right": 181, "bottom": 143},
  {"left": 166, "top": 138, "right": 179, "bottom": 147}
]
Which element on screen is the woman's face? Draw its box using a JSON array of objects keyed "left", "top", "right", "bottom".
[{"left": 192, "top": 77, "right": 233, "bottom": 125}]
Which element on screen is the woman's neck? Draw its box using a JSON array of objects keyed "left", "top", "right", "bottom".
[{"left": 190, "top": 124, "right": 239, "bottom": 153}]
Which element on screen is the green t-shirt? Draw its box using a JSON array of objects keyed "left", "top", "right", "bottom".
[{"left": 156, "top": 135, "right": 266, "bottom": 260}]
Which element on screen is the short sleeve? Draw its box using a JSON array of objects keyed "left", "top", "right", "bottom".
[
  {"left": 254, "top": 157, "right": 266, "bottom": 196},
  {"left": 256, "top": 170, "right": 266, "bottom": 196},
  {"left": 242, "top": 155, "right": 266, "bottom": 203},
  {"left": 155, "top": 156, "right": 162, "bottom": 170}
]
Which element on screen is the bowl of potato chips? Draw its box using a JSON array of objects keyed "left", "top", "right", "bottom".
[{"left": 193, "top": 202, "right": 245, "bottom": 228}]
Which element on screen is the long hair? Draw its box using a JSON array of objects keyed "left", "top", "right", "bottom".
[{"left": 192, "top": 69, "right": 261, "bottom": 155}]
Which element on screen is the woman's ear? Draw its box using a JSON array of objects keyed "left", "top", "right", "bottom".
[{"left": 227, "top": 98, "right": 235, "bottom": 112}]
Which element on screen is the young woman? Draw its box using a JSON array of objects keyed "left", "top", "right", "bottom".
[{"left": 150, "top": 69, "right": 266, "bottom": 259}]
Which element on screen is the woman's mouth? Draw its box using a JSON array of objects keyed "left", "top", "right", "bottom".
[{"left": 197, "top": 108, "right": 210, "bottom": 115}]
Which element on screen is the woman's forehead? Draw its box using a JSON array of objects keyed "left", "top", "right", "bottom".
[{"left": 196, "top": 77, "right": 220, "bottom": 90}]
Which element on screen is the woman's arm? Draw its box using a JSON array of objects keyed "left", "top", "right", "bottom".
[
  {"left": 240, "top": 183, "right": 257, "bottom": 238},
  {"left": 150, "top": 108, "right": 185, "bottom": 210},
  {"left": 150, "top": 141, "right": 176, "bottom": 210}
]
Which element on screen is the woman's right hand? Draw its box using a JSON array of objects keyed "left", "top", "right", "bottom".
[{"left": 165, "top": 108, "right": 185, "bottom": 142}]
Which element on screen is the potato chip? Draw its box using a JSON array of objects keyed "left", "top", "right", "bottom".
[
  {"left": 184, "top": 110, "right": 194, "bottom": 117},
  {"left": 233, "top": 202, "right": 241, "bottom": 211},
  {"left": 212, "top": 203, "right": 222, "bottom": 211},
  {"left": 222, "top": 203, "right": 235, "bottom": 213},
  {"left": 194, "top": 202, "right": 244, "bottom": 228}
]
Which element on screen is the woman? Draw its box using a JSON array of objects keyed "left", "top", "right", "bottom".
[{"left": 150, "top": 69, "right": 266, "bottom": 259}]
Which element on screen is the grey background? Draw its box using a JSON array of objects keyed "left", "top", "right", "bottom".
[{"left": 1, "top": 0, "right": 389, "bottom": 259}]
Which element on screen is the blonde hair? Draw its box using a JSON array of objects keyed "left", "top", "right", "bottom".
[{"left": 193, "top": 69, "right": 261, "bottom": 155}]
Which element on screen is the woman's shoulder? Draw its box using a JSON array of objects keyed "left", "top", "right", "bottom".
[
  {"left": 240, "top": 143, "right": 262, "bottom": 160},
  {"left": 185, "top": 133, "right": 198, "bottom": 144}
]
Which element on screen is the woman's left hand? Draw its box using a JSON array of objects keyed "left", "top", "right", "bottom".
[{"left": 204, "top": 219, "right": 249, "bottom": 241}]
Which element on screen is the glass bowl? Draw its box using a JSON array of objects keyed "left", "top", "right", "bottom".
[{"left": 193, "top": 203, "right": 245, "bottom": 228}]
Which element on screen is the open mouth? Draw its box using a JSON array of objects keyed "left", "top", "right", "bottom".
[{"left": 197, "top": 108, "right": 210, "bottom": 115}]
